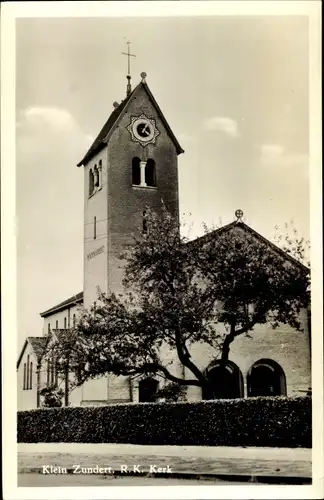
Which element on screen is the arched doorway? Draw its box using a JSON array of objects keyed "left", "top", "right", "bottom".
[
  {"left": 247, "top": 359, "right": 286, "bottom": 397},
  {"left": 138, "top": 377, "right": 159, "bottom": 403},
  {"left": 202, "top": 361, "right": 244, "bottom": 400}
]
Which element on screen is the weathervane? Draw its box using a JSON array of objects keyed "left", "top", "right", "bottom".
[
  {"left": 122, "top": 40, "right": 136, "bottom": 96},
  {"left": 235, "top": 209, "right": 244, "bottom": 222}
]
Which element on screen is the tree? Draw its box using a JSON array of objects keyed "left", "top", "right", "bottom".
[
  {"left": 46, "top": 207, "right": 310, "bottom": 396},
  {"left": 39, "top": 386, "right": 64, "bottom": 408},
  {"left": 154, "top": 382, "right": 188, "bottom": 402}
]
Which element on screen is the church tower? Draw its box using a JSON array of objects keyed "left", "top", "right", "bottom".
[{"left": 77, "top": 72, "right": 184, "bottom": 309}]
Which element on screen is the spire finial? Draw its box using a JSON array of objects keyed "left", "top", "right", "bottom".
[
  {"left": 141, "top": 72, "right": 147, "bottom": 83},
  {"left": 235, "top": 209, "right": 244, "bottom": 222},
  {"left": 122, "top": 40, "right": 136, "bottom": 96}
]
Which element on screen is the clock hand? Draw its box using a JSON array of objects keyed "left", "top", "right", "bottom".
[{"left": 143, "top": 124, "right": 150, "bottom": 136}]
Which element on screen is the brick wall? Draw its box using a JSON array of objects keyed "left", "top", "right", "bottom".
[
  {"left": 185, "top": 308, "right": 310, "bottom": 400},
  {"left": 106, "top": 86, "right": 180, "bottom": 296},
  {"left": 83, "top": 149, "right": 109, "bottom": 309}
]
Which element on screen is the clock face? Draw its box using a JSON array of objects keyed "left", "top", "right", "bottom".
[
  {"left": 127, "top": 114, "right": 160, "bottom": 146},
  {"left": 133, "top": 118, "right": 154, "bottom": 142}
]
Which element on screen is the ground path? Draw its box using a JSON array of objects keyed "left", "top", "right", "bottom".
[{"left": 19, "top": 443, "right": 311, "bottom": 484}]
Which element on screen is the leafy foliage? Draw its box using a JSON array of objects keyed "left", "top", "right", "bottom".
[
  {"left": 44, "top": 207, "right": 310, "bottom": 393},
  {"left": 17, "top": 396, "right": 311, "bottom": 448},
  {"left": 39, "top": 386, "right": 64, "bottom": 408},
  {"left": 154, "top": 382, "right": 187, "bottom": 402}
]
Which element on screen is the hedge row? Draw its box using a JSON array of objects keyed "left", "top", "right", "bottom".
[{"left": 17, "top": 396, "right": 311, "bottom": 448}]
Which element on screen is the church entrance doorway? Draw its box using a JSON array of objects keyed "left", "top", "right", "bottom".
[
  {"left": 138, "top": 377, "right": 159, "bottom": 402},
  {"left": 202, "top": 361, "right": 244, "bottom": 400},
  {"left": 247, "top": 359, "right": 286, "bottom": 397}
]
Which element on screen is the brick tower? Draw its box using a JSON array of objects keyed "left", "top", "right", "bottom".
[{"left": 78, "top": 72, "right": 184, "bottom": 310}]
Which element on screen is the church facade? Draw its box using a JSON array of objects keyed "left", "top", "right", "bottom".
[{"left": 17, "top": 73, "right": 311, "bottom": 410}]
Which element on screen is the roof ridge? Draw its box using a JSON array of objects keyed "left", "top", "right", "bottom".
[
  {"left": 77, "top": 79, "right": 183, "bottom": 167},
  {"left": 187, "top": 221, "right": 309, "bottom": 272},
  {"left": 40, "top": 291, "right": 83, "bottom": 318}
]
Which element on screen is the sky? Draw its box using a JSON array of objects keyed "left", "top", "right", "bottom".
[{"left": 16, "top": 15, "right": 310, "bottom": 350}]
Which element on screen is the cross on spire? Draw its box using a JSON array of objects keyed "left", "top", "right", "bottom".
[
  {"left": 235, "top": 209, "right": 244, "bottom": 222},
  {"left": 122, "top": 41, "right": 136, "bottom": 96}
]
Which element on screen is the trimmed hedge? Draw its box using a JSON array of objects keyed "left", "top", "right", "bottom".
[{"left": 17, "top": 396, "right": 311, "bottom": 448}]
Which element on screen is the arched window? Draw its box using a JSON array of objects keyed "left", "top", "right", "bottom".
[
  {"left": 202, "top": 360, "right": 244, "bottom": 400},
  {"left": 138, "top": 377, "right": 159, "bottom": 403},
  {"left": 94, "top": 165, "right": 99, "bottom": 187},
  {"left": 73, "top": 314, "right": 76, "bottom": 327},
  {"left": 247, "top": 359, "right": 286, "bottom": 397},
  {"left": 145, "top": 159, "right": 156, "bottom": 187},
  {"left": 143, "top": 210, "right": 148, "bottom": 234},
  {"left": 132, "top": 157, "right": 141, "bottom": 186},
  {"left": 64, "top": 317, "right": 67, "bottom": 329},
  {"left": 89, "top": 168, "right": 94, "bottom": 196}
]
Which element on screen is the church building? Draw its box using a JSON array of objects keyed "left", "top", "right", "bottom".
[{"left": 17, "top": 70, "right": 311, "bottom": 410}]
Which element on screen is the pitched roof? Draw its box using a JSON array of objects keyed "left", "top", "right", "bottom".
[
  {"left": 77, "top": 80, "right": 184, "bottom": 167},
  {"left": 40, "top": 292, "right": 83, "bottom": 318},
  {"left": 28, "top": 336, "right": 48, "bottom": 359},
  {"left": 188, "top": 221, "right": 309, "bottom": 273},
  {"left": 17, "top": 336, "right": 48, "bottom": 369},
  {"left": 51, "top": 329, "right": 72, "bottom": 342}
]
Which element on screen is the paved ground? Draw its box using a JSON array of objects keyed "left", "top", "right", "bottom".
[
  {"left": 18, "top": 473, "right": 254, "bottom": 487},
  {"left": 18, "top": 443, "right": 312, "bottom": 482}
]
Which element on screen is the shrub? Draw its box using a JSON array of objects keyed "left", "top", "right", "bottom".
[
  {"left": 154, "top": 382, "right": 187, "bottom": 402},
  {"left": 39, "top": 387, "right": 64, "bottom": 408},
  {"left": 17, "top": 396, "right": 311, "bottom": 448}
]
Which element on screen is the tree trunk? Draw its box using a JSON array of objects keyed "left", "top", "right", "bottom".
[
  {"left": 36, "top": 362, "right": 41, "bottom": 408},
  {"left": 221, "top": 336, "right": 232, "bottom": 361},
  {"left": 221, "top": 322, "right": 237, "bottom": 361}
]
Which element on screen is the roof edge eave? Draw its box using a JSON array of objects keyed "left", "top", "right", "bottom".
[
  {"left": 77, "top": 80, "right": 184, "bottom": 166},
  {"left": 186, "top": 221, "right": 309, "bottom": 273},
  {"left": 40, "top": 293, "right": 83, "bottom": 318}
]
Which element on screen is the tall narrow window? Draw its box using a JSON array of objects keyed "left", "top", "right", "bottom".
[
  {"left": 94, "top": 165, "right": 99, "bottom": 187},
  {"left": 48, "top": 323, "right": 51, "bottom": 334},
  {"left": 98, "top": 160, "right": 102, "bottom": 188},
  {"left": 26, "top": 355, "right": 30, "bottom": 390},
  {"left": 89, "top": 169, "right": 94, "bottom": 196},
  {"left": 64, "top": 317, "right": 67, "bottom": 329},
  {"left": 23, "top": 363, "right": 27, "bottom": 390},
  {"left": 56, "top": 320, "right": 58, "bottom": 330},
  {"left": 51, "top": 355, "right": 55, "bottom": 386},
  {"left": 143, "top": 210, "right": 148, "bottom": 234},
  {"left": 29, "top": 362, "right": 33, "bottom": 390},
  {"left": 55, "top": 360, "right": 58, "bottom": 387},
  {"left": 94, "top": 216, "right": 97, "bottom": 239},
  {"left": 145, "top": 159, "right": 156, "bottom": 187},
  {"left": 47, "top": 360, "right": 50, "bottom": 386},
  {"left": 132, "top": 157, "right": 141, "bottom": 185},
  {"left": 73, "top": 314, "right": 76, "bottom": 327}
]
